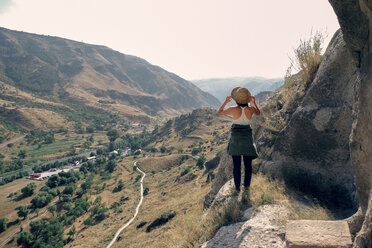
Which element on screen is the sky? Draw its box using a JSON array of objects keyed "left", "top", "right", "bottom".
[{"left": 0, "top": 0, "right": 340, "bottom": 80}]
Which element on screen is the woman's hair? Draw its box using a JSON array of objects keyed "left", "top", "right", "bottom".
[{"left": 237, "top": 103, "right": 248, "bottom": 107}]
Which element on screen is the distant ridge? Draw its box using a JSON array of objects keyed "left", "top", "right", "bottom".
[{"left": 192, "top": 77, "right": 283, "bottom": 103}]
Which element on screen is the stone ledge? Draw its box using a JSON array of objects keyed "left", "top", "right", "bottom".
[{"left": 286, "top": 220, "right": 352, "bottom": 248}]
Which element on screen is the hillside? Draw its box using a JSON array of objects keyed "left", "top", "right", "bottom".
[
  {"left": 192, "top": 77, "right": 283, "bottom": 104},
  {"left": 0, "top": 26, "right": 220, "bottom": 133},
  {"left": 0, "top": 107, "right": 234, "bottom": 248}
]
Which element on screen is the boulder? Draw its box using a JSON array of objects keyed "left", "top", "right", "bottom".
[{"left": 201, "top": 204, "right": 289, "bottom": 248}]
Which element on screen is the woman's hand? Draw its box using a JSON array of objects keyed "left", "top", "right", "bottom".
[
  {"left": 218, "top": 96, "right": 233, "bottom": 115},
  {"left": 250, "top": 96, "right": 260, "bottom": 115},
  {"left": 225, "top": 96, "right": 233, "bottom": 103}
]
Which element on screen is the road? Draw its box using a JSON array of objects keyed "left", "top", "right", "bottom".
[
  {"left": 0, "top": 135, "right": 26, "bottom": 150},
  {"left": 106, "top": 161, "right": 146, "bottom": 248}
]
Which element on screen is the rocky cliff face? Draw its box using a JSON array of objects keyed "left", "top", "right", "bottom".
[
  {"left": 329, "top": 1, "right": 372, "bottom": 247},
  {"left": 269, "top": 30, "right": 358, "bottom": 211}
]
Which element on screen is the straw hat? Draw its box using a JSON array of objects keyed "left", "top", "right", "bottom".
[{"left": 231, "top": 87, "right": 252, "bottom": 104}]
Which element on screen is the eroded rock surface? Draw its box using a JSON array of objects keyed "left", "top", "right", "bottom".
[
  {"left": 201, "top": 204, "right": 289, "bottom": 248},
  {"left": 329, "top": 1, "right": 372, "bottom": 247}
]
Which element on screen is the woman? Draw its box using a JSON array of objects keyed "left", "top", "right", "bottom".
[{"left": 217, "top": 87, "right": 260, "bottom": 192}]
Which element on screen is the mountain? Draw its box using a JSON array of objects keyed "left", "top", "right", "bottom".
[
  {"left": 192, "top": 77, "right": 283, "bottom": 103},
  {"left": 0, "top": 27, "right": 220, "bottom": 131}
]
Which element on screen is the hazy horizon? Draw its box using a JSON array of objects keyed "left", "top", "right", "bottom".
[{"left": 0, "top": 0, "right": 340, "bottom": 80}]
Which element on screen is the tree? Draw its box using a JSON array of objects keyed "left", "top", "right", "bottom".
[
  {"left": 105, "top": 160, "right": 117, "bottom": 173},
  {"left": 17, "top": 231, "right": 33, "bottom": 247},
  {"left": 46, "top": 175, "right": 60, "bottom": 188},
  {"left": 160, "top": 146, "right": 166, "bottom": 153},
  {"left": 62, "top": 186, "right": 75, "bottom": 195},
  {"left": 86, "top": 125, "right": 94, "bottom": 133},
  {"left": 106, "top": 129, "right": 120, "bottom": 142},
  {"left": 47, "top": 205, "right": 56, "bottom": 216},
  {"left": 21, "top": 183, "right": 37, "bottom": 197},
  {"left": 0, "top": 217, "right": 8, "bottom": 233},
  {"left": 15, "top": 205, "right": 30, "bottom": 220},
  {"left": 30, "top": 192, "right": 54, "bottom": 209},
  {"left": 196, "top": 155, "right": 206, "bottom": 169},
  {"left": 18, "top": 150, "right": 27, "bottom": 159}
]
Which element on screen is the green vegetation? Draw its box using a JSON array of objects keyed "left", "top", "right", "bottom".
[
  {"left": 26, "top": 130, "right": 55, "bottom": 145},
  {"left": 196, "top": 155, "right": 206, "bottom": 169},
  {"left": 15, "top": 205, "right": 30, "bottom": 219},
  {"left": 285, "top": 30, "right": 326, "bottom": 85},
  {"left": 13, "top": 139, "right": 78, "bottom": 159},
  {"left": 135, "top": 175, "right": 142, "bottom": 182},
  {"left": 21, "top": 182, "right": 37, "bottom": 198},
  {"left": 180, "top": 166, "right": 191, "bottom": 176},
  {"left": 106, "top": 129, "right": 120, "bottom": 141},
  {"left": 0, "top": 217, "right": 8, "bottom": 233},
  {"left": 17, "top": 219, "right": 65, "bottom": 248}
]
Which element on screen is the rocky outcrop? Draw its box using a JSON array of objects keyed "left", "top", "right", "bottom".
[
  {"left": 201, "top": 204, "right": 289, "bottom": 248},
  {"left": 268, "top": 30, "right": 358, "bottom": 211},
  {"left": 204, "top": 150, "right": 233, "bottom": 209},
  {"left": 329, "top": 1, "right": 372, "bottom": 247}
]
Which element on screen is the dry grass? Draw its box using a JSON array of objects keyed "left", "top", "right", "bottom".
[
  {"left": 65, "top": 159, "right": 140, "bottom": 248},
  {"left": 286, "top": 30, "right": 326, "bottom": 84},
  {"left": 177, "top": 173, "right": 333, "bottom": 247},
  {"left": 136, "top": 154, "right": 187, "bottom": 173},
  {"left": 107, "top": 157, "right": 211, "bottom": 248}
]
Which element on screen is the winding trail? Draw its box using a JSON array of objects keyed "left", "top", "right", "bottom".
[{"left": 106, "top": 161, "right": 145, "bottom": 248}]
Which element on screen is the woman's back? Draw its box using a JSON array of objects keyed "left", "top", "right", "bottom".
[{"left": 232, "top": 107, "right": 251, "bottom": 125}]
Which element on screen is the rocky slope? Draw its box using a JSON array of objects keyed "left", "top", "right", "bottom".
[{"left": 0, "top": 26, "right": 220, "bottom": 129}]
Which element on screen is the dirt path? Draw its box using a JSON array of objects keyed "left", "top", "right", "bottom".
[
  {"left": 0, "top": 135, "right": 26, "bottom": 150},
  {"left": 106, "top": 161, "right": 146, "bottom": 248}
]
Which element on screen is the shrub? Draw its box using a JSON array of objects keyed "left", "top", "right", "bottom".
[
  {"left": 191, "top": 147, "right": 202, "bottom": 155},
  {"left": 83, "top": 217, "right": 93, "bottom": 226},
  {"left": 196, "top": 155, "right": 206, "bottom": 169},
  {"left": 286, "top": 30, "right": 326, "bottom": 84},
  {"left": 0, "top": 217, "right": 8, "bottom": 233},
  {"left": 135, "top": 175, "right": 141, "bottom": 182},
  {"left": 180, "top": 167, "right": 191, "bottom": 176}
]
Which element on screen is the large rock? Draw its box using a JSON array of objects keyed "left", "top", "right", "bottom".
[
  {"left": 204, "top": 149, "right": 233, "bottom": 209},
  {"left": 201, "top": 204, "right": 289, "bottom": 248},
  {"left": 270, "top": 30, "right": 358, "bottom": 211},
  {"left": 286, "top": 220, "right": 352, "bottom": 248},
  {"left": 329, "top": 1, "right": 372, "bottom": 247}
]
